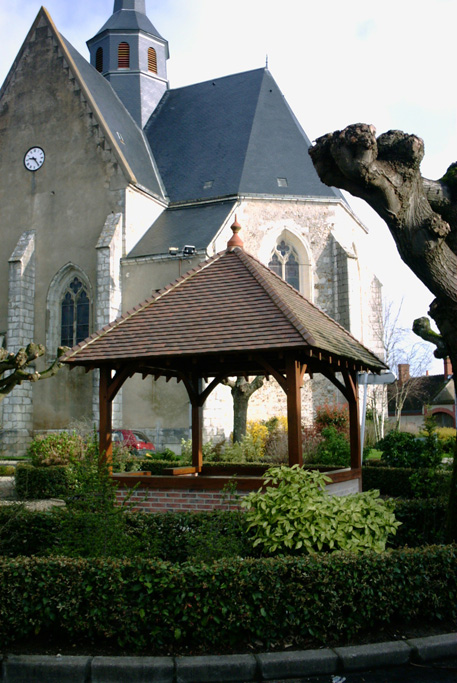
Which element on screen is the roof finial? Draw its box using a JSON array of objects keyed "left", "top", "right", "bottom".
[{"left": 227, "top": 215, "right": 244, "bottom": 250}]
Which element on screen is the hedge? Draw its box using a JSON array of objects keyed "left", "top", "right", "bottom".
[
  {"left": 0, "top": 546, "right": 455, "bottom": 651},
  {"left": 14, "top": 464, "right": 69, "bottom": 499},
  {"left": 0, "top": 502, "right": 447, "bottom": 559},
  {"left": 362, "top": 465, "right": 451, "bottom": 498}
]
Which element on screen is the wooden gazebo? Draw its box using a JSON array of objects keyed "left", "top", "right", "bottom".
[{"left": 63, "top": 221, "right": 386, "bottom": 500}]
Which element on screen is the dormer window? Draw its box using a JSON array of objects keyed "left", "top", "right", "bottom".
[
  {"left": 95, "top": 47, "right": 103, "bottom": 73},
  {"left": 118, "top": 42, "right": 130, "bottom": 69},
  {"left": 148, "top": 47, "right": 157, "bottom": 73}
]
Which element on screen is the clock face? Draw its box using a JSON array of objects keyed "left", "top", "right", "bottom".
[{"left": 24, "top": 147, "right": 45, "bottom": 171}]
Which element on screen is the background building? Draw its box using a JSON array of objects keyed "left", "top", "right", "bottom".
[{"left": 0, "top": 1, "right": 384, "bottom": 453}]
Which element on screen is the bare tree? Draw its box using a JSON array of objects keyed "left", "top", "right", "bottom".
[
  {"left": 309, "top": 124, "right": 457, "bottom": 541},
  {"left": 222, "top": 376, "right": 264, "bottom": 443},
  {"left": 0, "top": 344, "right": 67, "bottom": 401}
]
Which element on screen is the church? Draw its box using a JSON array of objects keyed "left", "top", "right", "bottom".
[{"left": 0, "top": 1, "right": 384, "bottom": 454}]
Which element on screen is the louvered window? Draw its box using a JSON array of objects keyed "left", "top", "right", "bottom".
[
  {"left": 118, "top": 42, "right": 130, "bottom": 68},
  {"left": 61, "top": 277, "right": 90, "bottom": 347},
  {"left": 95, "top": 47, "right": 103, "bottom": 73},
  {"left": 148, "top": 47, "right": 157, "bottom": 73}
]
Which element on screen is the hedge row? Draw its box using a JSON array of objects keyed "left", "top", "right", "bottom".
[
  {"left": 1, "top": 546, "right": 456, "bottom": 651},
  {"left": 0, "top": 501, "right": 448, "bottom": 560},
  {"left": 362, "top": 465, "right": 451, "bottom": 498}
]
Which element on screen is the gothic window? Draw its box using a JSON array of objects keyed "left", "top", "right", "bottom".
[
  {"left": 96, "top": 47, "right": 103, "bottom": 73},
  {"left": 269, "top": 240, "right": 300, "bottom": 291},
  {"left": 60, "top": 277, "right": 90, "bottom": 347},
  {"left": 148, "top": 47, "right": 157, "bottom": 73},
  {"left": 118, "top": 42, "right": 130, "bottom": 69}
]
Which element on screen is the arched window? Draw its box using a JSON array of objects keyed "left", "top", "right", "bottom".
[
  {"left": 269, "top": 240, "right": 300, "bottom": 291},
  {"left": 118, "top": 42, "right": 130, "bottom": 69},
  {"left": 60, "top": 277, "right": 90, "bottom": 347},
  {"left": 148, "top": 47, "right": 157, "bottom": 73},
  {"left": 96, "top": 47, "right": 103, "bottom": 73},
  {"left": 431, "top": 411, "right": 455, "bottom": 428}
]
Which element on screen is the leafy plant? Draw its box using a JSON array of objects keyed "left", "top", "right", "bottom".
[
  {"left": 375, "top": 431, "right": 432, "bottom": 468},
  {"left": 26, "top": 431, "right": 85, "bottom": 467},
  {"left": 315, "top": 403, "right": 349, "bottom": 435},
  {"left": 314, "top": 426, "right": 350, "bottom": 466},
  {"left": 242, "top": 465, "right": 400, "bottom": 554}
]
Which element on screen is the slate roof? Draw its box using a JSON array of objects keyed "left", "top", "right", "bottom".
[
  {"left": 144, "top": 68, "right": 345, "bottom": 204},
  {"left": 63, "top": 244, "right": 385, "bottom": 374},
  {"left": 127, "top": 201, "right": 236, "bottom": 258},
  {"left": 61, "top": 36, "right": 165, "bottom": 198},
  {"left": 387, "top": 375, "right": 451, "bottom": 415}
]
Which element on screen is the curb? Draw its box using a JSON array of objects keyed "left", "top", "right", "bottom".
[{"left": 1, "top": 633, "right": 456, "bottom": 682}]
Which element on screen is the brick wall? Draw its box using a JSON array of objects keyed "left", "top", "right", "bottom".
[{"left": 115, "top": 486, "right": 250, "bottom": 513}]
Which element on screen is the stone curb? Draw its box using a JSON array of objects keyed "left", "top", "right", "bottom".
[{"left": 1, "top": 633, "right": 456, "bottom": 682}]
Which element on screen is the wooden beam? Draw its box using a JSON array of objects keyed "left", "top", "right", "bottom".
[{"left": 286, "top": 355, "right": 303, "bottom": 467}]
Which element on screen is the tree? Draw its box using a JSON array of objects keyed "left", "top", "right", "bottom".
[
  {"left": 309, "top": 124, "right": 457, "bottom": 541},
  {"left": 366, "top": 299, "right": 433, "bottom": 439},
  {"left": 0, "top": 343, "right": 67, "bottom": 401},
  {"left": 222, "top": 376, "right": 264, "bottom": 443}
]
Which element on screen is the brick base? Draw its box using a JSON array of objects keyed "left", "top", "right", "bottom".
[{"left": 115, "top": 486, "right": 249, "bottom": 513}]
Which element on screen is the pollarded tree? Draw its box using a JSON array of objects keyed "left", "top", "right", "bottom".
[
  {"left": 0, "top": 343, "right": 67, "bottom": 401},
  {"left": 222, "top": 376, "right": 264, "bottom": 443},
  {"left": 309, "top": 124, "right": 457, "bottom": 541}
]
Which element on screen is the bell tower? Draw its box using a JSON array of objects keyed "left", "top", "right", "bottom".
[{"left": 87, "top": 0, "right": 169, "bottom": 128}]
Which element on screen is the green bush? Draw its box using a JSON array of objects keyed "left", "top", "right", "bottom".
[
  {"left": 0, "top": 546, "right": 455, "bottom": 651},
  {"left": 314, "top": 426, "right": 350, "bottom": 467},
  {"left": 375, "top": 430, "right": 441, "bottom": 468},
  {"left": 242, "top": 465, "right": 400, "bottom": 554},
  {"left": 362, "top": 466, "right": 451, "bottom": 499},
  {"left": 27, "top": 431, "right": 85, "bottom": 467},
  {"left": 14, "top": 463, "right": 69, "bottom": 499},
  {"left": 390, "top": 499, "right": 447, "bottom": 548}
]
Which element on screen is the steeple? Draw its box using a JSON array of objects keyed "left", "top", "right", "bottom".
[{"left": 87, "top": 0, "right": 169, "bottom": 128}]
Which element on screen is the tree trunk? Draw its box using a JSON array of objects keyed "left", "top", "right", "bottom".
[
  {"left": 309, "top": 124, "right": 457, "bottom": 541},
  {"left": 223, "top": 376, "right": 264, "bottom": 443}
]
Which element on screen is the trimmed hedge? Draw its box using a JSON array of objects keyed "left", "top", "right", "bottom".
[
  {"left": 0, "top": 502, "right": 447, "bottom": 559},
  {"left": 0, "top": 546, "right": 456, "bottom": 651},
  {"left": 389, "top": 499, "right": 447, "bottom": 548},
  {"left": 14, "top": 464, "right": 69, "bottom": 499},
  {"left": 362, "top": 465, "right": 451, "bottom": 498}
]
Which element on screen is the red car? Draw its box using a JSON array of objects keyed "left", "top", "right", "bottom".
[{"left": 112, "top": 429, "right": 155, "bottom": 455}]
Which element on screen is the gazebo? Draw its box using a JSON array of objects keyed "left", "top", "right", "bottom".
[{"left": 63, "top": 221, "right": 386, "bottom": 508}]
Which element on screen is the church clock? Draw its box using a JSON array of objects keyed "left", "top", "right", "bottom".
[{"left": 24, "top": 147, "right": 45, "bottom": 171}]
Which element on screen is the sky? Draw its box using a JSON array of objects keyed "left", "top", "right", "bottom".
[{"left": 1, "top": 0, "right": 455, "bottom": 374}]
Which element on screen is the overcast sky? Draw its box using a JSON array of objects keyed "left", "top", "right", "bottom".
[{"left": 2, "top": 0, "right": 456, "bottom": 374}]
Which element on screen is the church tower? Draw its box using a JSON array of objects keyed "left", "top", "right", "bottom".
[{"left": 87, "top": 0, "right": 169, "bottom": 128}]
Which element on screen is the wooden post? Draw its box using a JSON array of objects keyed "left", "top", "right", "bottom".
[
  {"left": 99, "top": 366, "right": 113, "bottom": 467},
  {"left": 286, "top": 356, "right": 303, "bottom": 467},
  {"left": 191, "top": 399, "right": 203, "bottom": 472},
  {"left": 346, "top": 370, "right": 361, "bottom": 471}
]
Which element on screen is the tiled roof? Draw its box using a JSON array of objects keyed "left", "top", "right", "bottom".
[
  {"left": 63, "top": 245, "right": 385, "bottom": 373},
  {"left": 388, "top": 374, "right": 452, "bottom": 414}
]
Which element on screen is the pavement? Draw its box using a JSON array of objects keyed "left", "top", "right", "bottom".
[{"left": 0, "top": 634, "right": 456, "bottom": 682}]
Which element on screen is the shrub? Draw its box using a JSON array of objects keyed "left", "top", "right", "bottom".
[
  {"left": 26, "top": 431, "right": 85, "bottom": 467},
  {"left": 242, "top": 465, "right": 400, "bottom": 554},
  {"left": 314, "top": 426, "right": 350, "bottom": 467},
  {"left": 1, "top": 546, "right": 455, "bottom": 651},
  {"left": 390, "top": 499, "right": 447, "bottom": 547},
  {"left": 375, "top": 431, "right": 440, "bottom": 468},
  {"left": 362, "top": 465, "right": 451, "bottom": 499},
  {"left": 315, "top": 403, "right": 349, "bottom": 435},
  {"left": 14, "top": 463, "right": 69, "bottom": 499},
  {"left": 263, "top": 417, "right": 288, "bottom": 463},
  {"left": 436, "top": 427, "right": 456, "bottom": 456}
]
